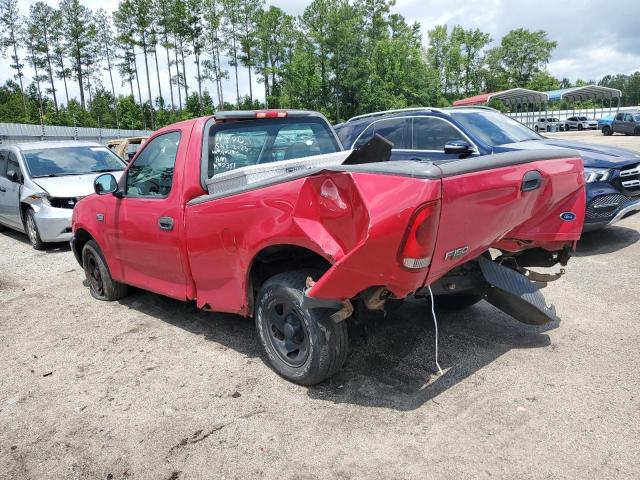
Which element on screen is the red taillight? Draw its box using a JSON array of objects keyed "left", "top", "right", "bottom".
[
  {"left": 255, "top": 110, "right": 288, "bottom": 119},
  {"left": 398, "top": 201, "right": 440, "bottom": 270}
]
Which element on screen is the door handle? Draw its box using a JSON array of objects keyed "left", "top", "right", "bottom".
[
  {"left": 521, "top": 170, "right": 542, "bottom": 192},
  {"left": 158, "top": 216, "right": 174, "bottom": 231}
]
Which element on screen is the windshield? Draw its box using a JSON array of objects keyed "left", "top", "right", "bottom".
[
  {"left": 207, "top": 117, "right": 340, "bottom": 177},
  {"left": 23, "top": 146, "right": 126, "bottom": 178},
  {"left": 450, "top": 110, "right": 541, "bottom": 146},
  {"left": 578, "top": 117, "right": 589, "bottom": 121},
  {"left": 634, "top": 115, "right": 640, "bottom": 122}
]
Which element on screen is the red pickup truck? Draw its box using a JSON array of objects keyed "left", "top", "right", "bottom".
[{"left": 71, "top": 110, "right": 585, "bottom": 385}]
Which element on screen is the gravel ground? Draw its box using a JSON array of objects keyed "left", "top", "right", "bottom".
[{"left": 1, "top": 136, "right": 640, "bottom": 479}]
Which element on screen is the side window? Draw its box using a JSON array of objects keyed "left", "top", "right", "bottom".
[
  {"left": 0, "top": 151, "right": 7, "bottom": 178},
  {"left": 615, "top": 113, "right": 624, "bottom": 121},
  {"left": 126, "top": 131, "right": 180, "bottom": 198},
  {"left": 7, "top": 153, "right": 22, "bottom": 182},
  {"left": 374, "top": 118, "right": 408, "bottom": 149},
  {"left": 624, "top": 114, "right": 633, "bottom": 122},
  {"left": 353, "top": 125, "right": 374, "bottom": 149},
  {"left": 412, "top": 117, "right": 465, "bottom": 151}
]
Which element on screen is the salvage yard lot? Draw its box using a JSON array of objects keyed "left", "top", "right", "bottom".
[{"left": 1, "top": 132, "right": 640, "bottom": 479}]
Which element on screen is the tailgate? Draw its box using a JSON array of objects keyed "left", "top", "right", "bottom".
[{"left": 427, "top": 149, "right": 585, "bottom": 283}]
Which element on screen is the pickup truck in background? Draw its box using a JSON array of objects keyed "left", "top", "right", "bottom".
[{"left": 71, "top": 110, "right": 586, "bottom": 385}]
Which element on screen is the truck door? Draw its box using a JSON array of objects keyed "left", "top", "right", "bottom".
[
  {"left": 0, "top": 151, "right": 23, "bottom": 229},
  {"left": 110, "top": 130, "right": 191, "bottom": 300}
]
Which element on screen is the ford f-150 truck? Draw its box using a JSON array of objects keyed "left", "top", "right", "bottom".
[{"left": 71, "top": 110, "right": 586, "bottom": 385}]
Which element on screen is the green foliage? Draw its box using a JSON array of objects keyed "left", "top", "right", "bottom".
[{"left": 0, "top": 0, "right": 637, "bottom": 132}]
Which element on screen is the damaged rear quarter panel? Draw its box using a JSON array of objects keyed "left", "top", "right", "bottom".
[{"left": 185, "top": 170, "right": 442, "bottom": 312}]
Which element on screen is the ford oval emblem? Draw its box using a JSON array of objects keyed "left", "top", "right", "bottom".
[{"left": 560, "top": 212, "right": 576, "bottom": 221}]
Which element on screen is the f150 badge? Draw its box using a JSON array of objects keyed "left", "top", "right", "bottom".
[{"left": 445, "top": 246, "right": 469, "bottom": 260}]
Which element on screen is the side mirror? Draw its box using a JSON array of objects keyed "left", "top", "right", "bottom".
[
  {"left": 6, "top": 170, "right": 20, "bottom": 183},
  {"left": 94, "top": 173, "right": 118, "bottom": 195},
  {"left": 444, "top": 140, "right": 474, "bottom": 156}
]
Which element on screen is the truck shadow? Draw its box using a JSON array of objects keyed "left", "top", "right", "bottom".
[
  {"left": 118, "top": 291, "right": 554, "bottom": 412},
  {"left": 575, "top": 225, "right": 639, "bottom": 257},
  {"left": 306, "top": 298, "right": 555, "bottom": 411}
]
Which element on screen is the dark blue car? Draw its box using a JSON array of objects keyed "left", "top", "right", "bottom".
[{"left": 335, "top": 107, "right": 640, "bottom": 231}]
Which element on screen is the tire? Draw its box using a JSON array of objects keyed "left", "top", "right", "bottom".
[
  {"left": 634, "top": 127, "right": 640, "bottom": 136},
  {"left": 433, "top": 293, "right": 483, "bottom": 311},
  {"left": 255, "top": 270, "right": 348, "bottom": 385},
  {"left": 602, "top": 126, "right": 611, "bottom": 136},
  {"left": 534, "top": 126, "right": 539, "bottom": 132},
  {"left": 82, "top": 240, "right": 129, "bottom": 301},
  {"left": 577, "top": 124, "right": 583, "bottom": 131},
  {"left": 25, "top": 208, "right": 47, "bottom": 250}
]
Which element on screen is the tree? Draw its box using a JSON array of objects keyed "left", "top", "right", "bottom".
[
  {"left": 222, "top": 0, "right": 244, "bottom": 107},
  {"left": 238, "top": 0, "right": 263, "bottom": 103},
  {"left": 254, "top": 6, "right": 294, "bottom": 105},
  {"left": 187, "top": 0, "right": 205, "bottom": 105},
  {"left": 27, "top": 2, "right": 59, "bottom": 112},
  {"left": 0, "top": 0, "right": 27, "bottom": 114},
  {"left": 156, "top": 0, "right": 176, "bottom": 109},
  {"left": 59, "top": 0, "right": 97, "bottom": 110},
  {"left": 202, "top": 0, "right": 227, "bottom": 107},
  {"left": 50, "top": 9, "right": 71, "bottom": 106},
  {"left": 486, "top": 28, "right": 557, "bottom": 88},
  {"left": 95, "top": 9, "right": 120, "bottom": 128}
]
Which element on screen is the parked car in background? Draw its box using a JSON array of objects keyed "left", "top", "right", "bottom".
[
  {"left": 565, "top": 116, "right": 598, "bottom": 131},
  {"left": 0, "top": 141, "right": 126, "bottom": 249},
  {"left": 609, "top": 112, "right": 640, "bottom": 136},
  {"left": 535, "top": 117, "right": 564, "bottom": 132},
  {"left": 598, "top": 114, "right": 615, "bottom": 135},
  {"left": 335, "top": 107, "right": 640, "bottom": 231},
  {"left": 71, "top": 110, "right": 586, "bottom": 384},
  {"left": 107, "top": 136, "right": 148, "bottom": 162}
]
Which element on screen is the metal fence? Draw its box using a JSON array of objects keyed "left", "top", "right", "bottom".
[{"left": 0, "top": 123, "right": 153, "bottom": 145}]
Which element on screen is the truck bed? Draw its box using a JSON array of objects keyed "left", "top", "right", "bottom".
[{"left": 185, "top": 148, "right": 585, "bottom": 314}]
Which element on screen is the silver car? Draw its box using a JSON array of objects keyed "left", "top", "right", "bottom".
[
  {"left": 565, "top": 116, "right": 599, "bottom": 131},
  {"left": 0, "top": 141, "right": 126, "bottom": 249},
  {"left": 534, "top": 117, "right": 565, "bottom": 132}
]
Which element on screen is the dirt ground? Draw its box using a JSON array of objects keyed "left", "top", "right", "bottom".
[{"left": 1, "top": 132, "right": 640, "bottom": 479}]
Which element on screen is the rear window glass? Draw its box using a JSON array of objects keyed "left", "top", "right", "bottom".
[{"left": 206, "top": 118, "right": 340, "bottom": 178}]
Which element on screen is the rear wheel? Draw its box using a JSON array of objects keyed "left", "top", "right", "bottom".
[
  {"left": 634, "top": 127, "right": 640, "bottom": 136},
  {"left": 255, "top": 271, "right": 348, "bottom": 385},
  {"left": 25, "top": 209, "right": 47, "bottom": 250},
  {"left": 82, "top": 240, "right": 129, "bottom": 301}
]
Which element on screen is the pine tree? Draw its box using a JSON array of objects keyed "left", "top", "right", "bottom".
[{"left": 0, "top": 0, "right": 27, "bottom": 114}]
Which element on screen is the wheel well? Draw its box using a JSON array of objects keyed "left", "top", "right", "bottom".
[
  {"left": 247, "top": 245, "right": 332, "bottom": 316},
  {"left": 72, "top": 228, "right": 94, "bottom": 263},
  {"left": 19, "top": 202, "right": 31, "bottom": 226}
]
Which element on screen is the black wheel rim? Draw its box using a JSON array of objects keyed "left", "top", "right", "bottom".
[
  {"left": 265, "top": 298, "right": 310, "bottom": 367},
  {"left": 86, "top": 252, "right": 105, "bottom": 296}
]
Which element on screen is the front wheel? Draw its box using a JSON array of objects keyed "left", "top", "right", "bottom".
[
  {"left": 578, "top": 124, "right": 584, "bottom": 131},
  {"left": 82, "top": 240, "right": 129, "bottom": 301},
  {"left": 634, "top": 127, "right": 640, "bottom": 136},
  {"left": 25, "top": 209, "right": 47, "bottom": 250},
  {"left": 255, "top": 271, "right": 348, "bottom": 385},
  {"left": 534, "top": 126, "right": 539, "bottom": 132},
  {"left": 602, "top": 126, "right": 611, "bottom": 136}
]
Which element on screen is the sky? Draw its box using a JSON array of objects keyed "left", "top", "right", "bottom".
[{"left": 3, "top": 0, "right": 640, "bottom": 107}]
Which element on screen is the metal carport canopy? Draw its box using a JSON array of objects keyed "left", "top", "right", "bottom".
[
  {"left": 545, "top": 85, "right": 622, "bottom": 102},
  {"left": 453, "top": 88, "right": 549, "bottom": 106}
]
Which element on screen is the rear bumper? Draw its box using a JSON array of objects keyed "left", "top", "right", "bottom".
[{"left": 33, "top": 206, "right": 73, "bottom": 242}]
